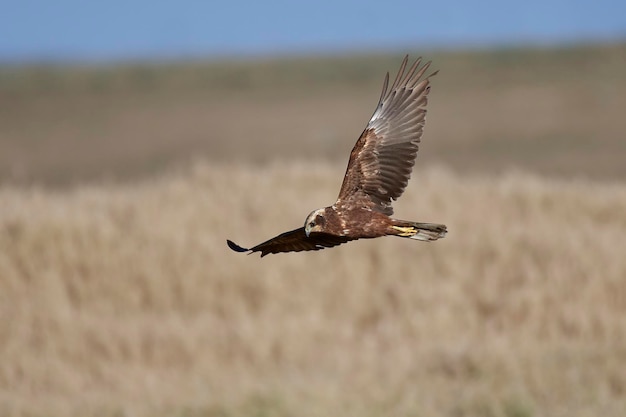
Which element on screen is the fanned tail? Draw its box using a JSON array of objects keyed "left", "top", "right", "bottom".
[{"left": 390, "top": 221, "right": 447, "bottom": 242}]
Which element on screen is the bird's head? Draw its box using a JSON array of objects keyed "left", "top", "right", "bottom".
[{"left": 304, "top": 208, "right": 326, "bottom": 237}]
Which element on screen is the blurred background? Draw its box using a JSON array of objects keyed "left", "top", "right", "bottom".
[
  {"left": 1, "top": 1, "right": 626, "bottom": 417},
  {"left": 1, "top": 0, "right": 626, "bottom": 185}
]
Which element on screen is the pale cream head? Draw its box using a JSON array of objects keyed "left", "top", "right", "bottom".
[{"left": 304, "top": 208, "right": 326, "bottom": 237}]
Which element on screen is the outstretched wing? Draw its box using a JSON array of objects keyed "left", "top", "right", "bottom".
[
  {"left": 337, "top": 56, "right": 437, "bottom": 215},
  {"left": 227, "top": 228, "right": 352, "bottom": 257}
]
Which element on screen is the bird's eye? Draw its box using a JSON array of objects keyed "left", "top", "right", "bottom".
[{"left": 308, "top": 222, "right": 315, "bottom": 228}]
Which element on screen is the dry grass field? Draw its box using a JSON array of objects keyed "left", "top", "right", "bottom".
[
  {"left": 1, "top": 44, "right": 626, "bottom": 416},
  {"left": 1, "top": 162, "right": 626, "bottom": 417}
]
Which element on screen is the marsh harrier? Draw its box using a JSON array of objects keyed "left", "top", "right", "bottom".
[{"left": 227, "top": 56, "right": 447, "bottom": 257}]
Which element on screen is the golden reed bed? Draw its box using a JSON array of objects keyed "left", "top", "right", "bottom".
[{"left": 1, "top": 162, "right": 625, "bottom": 417}]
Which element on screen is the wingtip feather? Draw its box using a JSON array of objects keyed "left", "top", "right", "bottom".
[{"left": 227, "top": 239, "right": 250, "bottom": 253}]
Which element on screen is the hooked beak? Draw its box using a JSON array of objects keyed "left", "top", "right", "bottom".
[{"left": 305, "top": 226, "right": 311, "bottom": 238}]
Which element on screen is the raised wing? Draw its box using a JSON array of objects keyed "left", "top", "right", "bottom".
[
  {"left": 227, "top": 228, "right": 352, "bottom": 257},
  {"left": 337, "top": 56, "right": 437, "bottom": 215}
]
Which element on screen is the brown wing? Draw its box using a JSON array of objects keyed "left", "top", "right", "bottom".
[
  {"left": 227, "top": 228, "right": 352, "bottom": 257},
  {"left": 337, "top": 56, "right": 437, "bottom": 215}
]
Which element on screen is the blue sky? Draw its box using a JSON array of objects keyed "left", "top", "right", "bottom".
[{"left": 1, "top": 0, "right": 625, "bottom": 62}]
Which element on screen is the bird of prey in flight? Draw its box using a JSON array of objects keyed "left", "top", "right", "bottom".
[{"left": 228, "top": 56, "right": 447, "bottom": 257}]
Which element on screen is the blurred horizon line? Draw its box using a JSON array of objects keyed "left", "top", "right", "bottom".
[{"left": 2, "top": 35, "right": 625, "bottom": 66}]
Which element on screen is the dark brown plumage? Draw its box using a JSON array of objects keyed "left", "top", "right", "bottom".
[{"left": 227, "top": 56, "right": 447, "bottom": 257}]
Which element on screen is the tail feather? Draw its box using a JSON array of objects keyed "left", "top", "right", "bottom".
[{"left": 390, "top": 221, "right": 447, "bottom": 242}]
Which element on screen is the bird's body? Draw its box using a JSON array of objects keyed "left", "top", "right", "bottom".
[
  {"left": 227, "top": 56, "right": 447, "bottom": 257},
  {"left": 306, "top": 205, "right": 390, "bottom": 239}
]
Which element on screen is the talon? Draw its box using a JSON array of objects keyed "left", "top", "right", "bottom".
[{"left": 392, "top": 226, "right": 417, "bottom": 237}]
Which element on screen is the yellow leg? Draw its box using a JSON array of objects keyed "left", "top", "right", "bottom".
[{"left": 391, "top": 225, "right": 417, "bottom": 237}]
